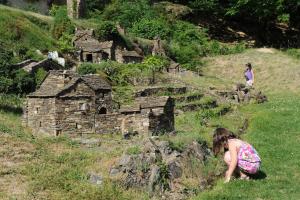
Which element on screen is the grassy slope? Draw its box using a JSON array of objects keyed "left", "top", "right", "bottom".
[
  {"left": 0, "top": 5, "right": 55, "bottom": 54},
  {"left": 191, "top": 49, "right": 300, "bottom": 199},
  {"left": 1, "top": 4, "right": 300, "bottom": 198},
  {"left": 1, "top": 48, "right": 300, "bottom": 199}
]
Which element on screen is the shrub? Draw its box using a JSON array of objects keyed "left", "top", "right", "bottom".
[
  {"left": 102, "top": 0, "right": 155, "bottom": 28},
  {"left": 129, "top": 18, "right": 171, "bottom": 40},
  {"left": 57, "top": 32, "right": 74, "bottom": 53},
  {"left": 94, "top": 20, "right": 118, "bottom": 41},
  {"left": 77, "top": 63, "right": 97, "bottom": 75},
  {"left": 0, "top": 77, "right": 13, "bottom": 93},
  {"left": 52, "top": 6, "right": 74, "bottom": 39},
  {"left": 126, "top": 146, "right": 141, "bottom": 155},
  {"left": 13, "top": 69, "right": 35, "bottom": 94},
  {"left": 168, "top": 21, "right": 209, "bottom": 64},
  {"left": 0, "top": 45, "right": 14, "bottom": 76},
  {"left": 35, "top": 68, "right": 47, "bottom": 87}
]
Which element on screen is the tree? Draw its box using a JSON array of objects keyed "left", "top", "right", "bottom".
[{"left": 143, "top": 56, "right": 169, "bottom": 84}]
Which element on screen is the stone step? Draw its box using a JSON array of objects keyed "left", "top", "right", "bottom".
[
  {"left": 176, "top": 97, "right": 217, "bottom": 112},
  {"left": 135, "top": 86, "right": 188, "bottom": 97},
  {"left": 173, "top": 93, "right": 204, "bottom": 103}
]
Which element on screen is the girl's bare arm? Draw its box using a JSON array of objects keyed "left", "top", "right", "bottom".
[{"left": 225, "top": 141, "right": 238, "bottom": 182}]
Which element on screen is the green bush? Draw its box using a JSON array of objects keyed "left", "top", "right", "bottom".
[
  {"left": 285, "top": 48, "right": 300, "bottom": 59},
  {"left": 129, "top": 18, "right": 171, "bottom": 40},
  {"left": 94, "top": 20, "right": 118, "bottom": 41},
  {"left": 35, "top": 68, "right": 47, "bottom": 87},
  {"left": 52, "top": 6, "right": 74, "bottom": 39},
  {"left": 102, "top": 0, "right": 155, "bottom": 28},
  {"left": 168, "top": 21, "right": 209, "bottom": 64},
  {"left": 57, "top": 32, "right": 74, "bottom": 53},
  {"left": 77, "top": 63, "right": 97, "bottom": 75},
  {"left": 126, "top": 146, "right": 141, "bottom": 155},
  {"left": 0, "top": 44, "right": 14, "bottom": 76},
  {"left": 13, "top": 69, "right": 35, "bottom": 94},
  {"left": 0, "top": 77, "right": 13, "bottom": 93}
]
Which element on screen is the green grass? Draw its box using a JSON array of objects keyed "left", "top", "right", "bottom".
[
  {"left": 0, "top": 98, "right": 147, "bottom": 199},
  {"left": 193, "top": 94, "right": 300, "bottom": 199},
  {"left": 0, "top": 5, "right": 55, "bottom": 61}
]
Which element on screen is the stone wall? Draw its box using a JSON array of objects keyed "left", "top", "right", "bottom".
[
  {"left": 56, "top": 97, "right": 95, "bottom": 135},
  {"left": 95, "top": 113, "right": 122, "bottom": 134},
  {"left": 95, "top": 90, "right": 113, "bottom": 114},
  {"left": 121, "top": 113, "right": 150, "bottom": 137},
  {"left": 24, "top": 98, "right": 57, "bottom": 135}
]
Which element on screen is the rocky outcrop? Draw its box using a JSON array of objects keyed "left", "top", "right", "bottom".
[
  {"left": 214, "top": 83, "right": 267, "bottom": 104},
  {"left": 110, "top": 138, "right": 211, "bottom": 199}
]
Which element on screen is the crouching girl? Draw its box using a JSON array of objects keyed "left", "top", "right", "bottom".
[{"left": 213, "top": 128, "right": 261, "bottom": 182}]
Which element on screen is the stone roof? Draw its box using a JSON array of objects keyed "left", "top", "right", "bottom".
[
  {"left": 74, "top": 29, "right": 94, "bottom": 41},
  {"left": 119, "top": 104, "right": 141, "bottom": 113},
  {"left": 137, "top": 96, "right": 172, "bottom": 109},
  {"left": 28, "top": 71, "right": 111, "bottom": 97},
  {"left": 21, "top": 59, "right": 62, "bottom": 73},
  {"left": 81, "top": 74, "right": 111, "bottom": 90},
  {"left": 99, "top": 41, "right": 113, "bottom": 49},
  {"left": 73, "top": 29, "right": 102, "bottom": 52},
  {"left": 122, "top": 50, "right": 143, "bottom": 58},
  {"left": 119, "top": 96, "right": 173, "bottom": 113}
]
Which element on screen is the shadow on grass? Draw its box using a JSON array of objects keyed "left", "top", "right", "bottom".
[
  {"left": 0, "top": 105, "right": 23, "bottom": 115},
  {"left": 251, "top": 170, "right": 267, "bottom": 180}
]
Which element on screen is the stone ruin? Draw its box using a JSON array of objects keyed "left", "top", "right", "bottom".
[
  {"left": 214, "top": 83, "right": 268, "bottom": 104},
  {"left": 22, "top": 70, "right": 175, "bottom": 136},
  {"left": 73, "top": 29, "right": 143, "bottom": 64},
  {"left": 12, "top": 58, "right": 63, "bottom": 74}
]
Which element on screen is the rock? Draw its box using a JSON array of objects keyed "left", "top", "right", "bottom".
[
  {"left": 184, "top": 141, "right": 209, "bottom": 161},
  {"left": 167, "top": 159, "right": 182, "bottom": 179},
  {"left": 148, "top": 165, "right": 161, "bottom": 194},
  {"left": 119, "top": 154, "right": 134, "bottom": 170},
  {"left": 110, "top": 168, "right": 120, "bottom": 176},
  {"left": 89, "top": 173, "right": 103, "bottom": 186}
]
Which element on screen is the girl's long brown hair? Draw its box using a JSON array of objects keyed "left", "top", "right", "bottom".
[{"left": 213, "top": 128, "right": 238, "bottom": 156}]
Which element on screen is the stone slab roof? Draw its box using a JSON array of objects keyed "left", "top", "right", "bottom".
[
  {"left": 74, "top": 29, "right": 94, "bottom": 41},
  {"left": 22, "top": 59, "right": 63, "bottom": 73},
  {"left": 119, "top": 104, "right": 141, "bottom": 113},
  {"left": 119, "top": 96, "right": 172, "bottom": 113},
  {"left": 137, "top": 96, "right": 172, "bottom": 108},
  {"left": 28, "top": 71, "right": 111, "bottom": 98},
  {"left": 81, "top": 74, "right": 111, "bottom": 90},
  {"left": 122, "top": 50, "right": 143, "bottom": 58},
  {"left": 99, "top": 41, "right": 113, "bottom": 49}
]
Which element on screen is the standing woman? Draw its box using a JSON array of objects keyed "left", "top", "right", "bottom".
[{"left": 244, "top": 63, "right": 254, "bottom": 87}]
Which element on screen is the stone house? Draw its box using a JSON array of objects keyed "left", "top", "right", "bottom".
[
  {"left": 23, "top": 70, "right": 113, "bottom": 135},
  {"left": 118, "top": 96, "right": 175, "bottom": 135},
  {"left": 115, "top": 48, "right": 144, "bottom": 64},
  {"left": 23, "top": 70, "right": 175, "bottom": 136},
  {"left": 73, "top": 29, "right": 114, "bottom": 63},
  {"left": 13, "top": 59, "right": 63, "bottom": 74}
]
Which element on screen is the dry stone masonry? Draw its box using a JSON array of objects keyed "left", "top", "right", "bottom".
[{"left": 23, "top": 70, "right": 175, "bottom": 136}]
